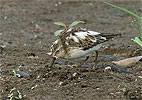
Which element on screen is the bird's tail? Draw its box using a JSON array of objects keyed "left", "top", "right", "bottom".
[{"left": 100, "top": 33, "right": 121, "bottom": 39}]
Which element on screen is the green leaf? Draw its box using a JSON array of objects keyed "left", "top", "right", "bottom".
[
  {"left": 54, "top": 22, "right": 66, "bottom": 27},
  {"left": 13, "top": 69, "right": 17, "bottom": 77},
  {"left": 8, "top": 93, "right": 13, "bottom": 97},
  {"left": 101, "top": 0, "right": 141, "bottom": 19},
  {"left": 10, "top": 97, "right": 13, "bottom": 100},
  {"left": 31, "top": 85, "right": 38, "bottom": 90},
  {"left": 72, "top": 64, "right": 78, "bottom": 67},
  {"left": 132, "top": 37, "right": 142, "bottom": 46},
  {"left": 17, "top": 90, "right": 22, "bottom": 99},
  {"left": 124, "top": 84, "right": 128, "bottom": 88},
  {"left": 10, "top": 87, "right": 16, "bottom": 93},
  {"left": 69, "top": 21, "right": 85, "bottom": 28},
  {"left": 136, "top": 18, "right": 142, "bottom": 40},
  {"left": 54, "top": 30, "right": 64, "bottom": 36},
  {"left": 18, "top": 95, "right": 22, "bottom": 99},
  {"left": 101, "top": 0, "right": 142, "bottom": 47}
]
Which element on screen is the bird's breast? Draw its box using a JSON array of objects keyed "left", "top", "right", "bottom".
[{"left": 64, "top": 43, "right": 103, "bottom": 59}]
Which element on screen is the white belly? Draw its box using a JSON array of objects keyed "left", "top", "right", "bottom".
[{"left": 65, "top": 43, "right": 103, "bottom": 59}]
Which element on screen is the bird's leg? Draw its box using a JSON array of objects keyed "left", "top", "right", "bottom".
[
  {"left": 94, "top": 51, "right": 98, "bottom": 62},
  {"left": 50, "top": 57, "right": 56, "bottom": 68},
  {"left": 81, "top": 55, "right": 90, "bottom": 65},
  {"left": 84, "top": 56, "right": 90, "bottom": 62},
  {"left": 92, "top": 51, "right": 98, "bottom": 69}
]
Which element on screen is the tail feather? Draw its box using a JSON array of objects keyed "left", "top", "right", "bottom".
[{"left": 100, "top": 33, "right": 121, "bottom": 39}]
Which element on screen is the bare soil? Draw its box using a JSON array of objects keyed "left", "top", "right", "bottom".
[{"left": 0, "top": 0, "right": 142, "bottom": 100}]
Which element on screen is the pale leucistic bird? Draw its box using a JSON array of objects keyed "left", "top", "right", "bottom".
[{"left": 48, "top": 27, "right": 119, "bottom": 68}]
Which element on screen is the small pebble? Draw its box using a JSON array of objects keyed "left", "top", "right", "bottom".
[
  {"left": 105, "top": 66, "right": 112, "bottom": 70},
  {"left": 72, "top": 72, "right": 77, "bottom": 77},
  {"left": 59, "top": 81, "right": 68, "bottom": 86},
  {"left": 58, "top": 2, "right": 62, "bottom": 5},
  {"left": 55, "top": 4, "right": 58, "bottom": 6},
  {"left": 16, "top": 71, "right": 30, "bottom": 78},
  {"left": 59, "top": 81, "right": 63, "bottom": 86},
  {"left": 138, "top": 76, "right": 142, "bottom": 78}
]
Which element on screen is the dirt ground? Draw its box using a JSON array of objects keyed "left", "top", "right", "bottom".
[{"left": 0, "top": 0, "right": 142, "bottom": 100}]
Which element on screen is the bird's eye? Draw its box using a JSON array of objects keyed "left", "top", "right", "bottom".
[{"left": 56, "top": 50, "right": 59, "bottom": 53}]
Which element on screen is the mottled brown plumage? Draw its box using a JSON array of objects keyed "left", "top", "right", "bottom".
[{"left": 48, "top": 27, "right": 119, "bottom": 68}]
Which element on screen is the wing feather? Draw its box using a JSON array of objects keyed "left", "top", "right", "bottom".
[
  {"left": 58, "top": 27, "right": 115, "bottom": 51},
  {"left": 64, "top": 28, "right": 107, "bottom": 50}
]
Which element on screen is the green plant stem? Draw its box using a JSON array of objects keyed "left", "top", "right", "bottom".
[{"left": 101, "top": 0, "right": 142, "bottom": 19}]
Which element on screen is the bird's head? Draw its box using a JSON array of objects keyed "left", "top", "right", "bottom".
[{"left": 48, "top": 39, "right": 66, "bottom": 58}]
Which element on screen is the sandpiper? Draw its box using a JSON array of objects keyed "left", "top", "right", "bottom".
[{"left": 48, "top": 27, "right": 119, "bottom": 68}]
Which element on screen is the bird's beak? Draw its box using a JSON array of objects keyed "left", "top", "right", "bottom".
[{"left": 50, "top": 57, "right": 56, "bottom": 68}]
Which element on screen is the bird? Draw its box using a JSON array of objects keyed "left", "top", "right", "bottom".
[{"left": 48, "top": 27, "right": 119, "bottom": 69}]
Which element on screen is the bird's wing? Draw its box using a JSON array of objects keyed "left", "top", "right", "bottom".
[{"left": 65, "top": 29, "right": 107, "bottom": 50}]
